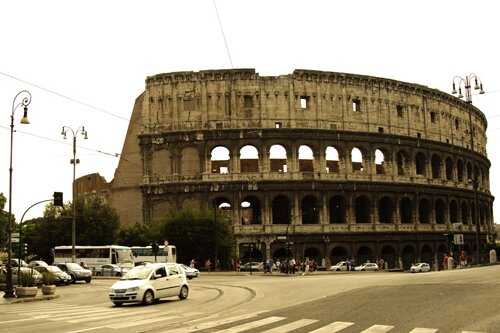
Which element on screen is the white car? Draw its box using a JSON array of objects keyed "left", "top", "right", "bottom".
[
  {"left": 109, "top": 263, "right": 189, "bottom": 306},
  {"left": 354, "top": 262, "right": 379, "bottom": 271},
  {"left": 410, "top": 262, "right": 431, "bottom": 273},
  {"left": 328, "top": 261, "right": 349, "bottom": 271},
  {"left": 180, "top": 264, "right": 199, "bottom": 279}
]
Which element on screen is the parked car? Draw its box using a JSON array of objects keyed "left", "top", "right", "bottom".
[
  {"left": 94, "top": 264, "right": 130, "bottom": 277},
  {"left": 328, "top": 261, "right": 349, "bottom": 271},
  {"left": 11, "top": 267, "right": 43, "bottom": 285},
  {"left": 354, "top": 262, "right": 379, "bottom": 271},
  {"left": 109, "top": 262, "right": 189, "bottom": 306},
  {"left": 179, "top": 264, "right": 199, "bottom": 279},
  {"left": 410, "top": 262, "right": 431, "bottom": 273},
  {"left": 34, "top": 265, "right": 72, "bottom": 285},
  {"left": 240, "top": 262, "right": 264, "bottom": 272},
  {"left": 10, "top": 258, "right": 28, "bottom": 267},
  {"left": 28, "top": 260, "right": 49, "bottom": 268},
  {"left": 56, "top": 262, "right": 92, "bottom": 283}
]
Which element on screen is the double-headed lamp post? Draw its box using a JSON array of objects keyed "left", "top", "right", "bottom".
[
  {"left": 452, "top": 74, "right": 484, "bottom": 264},
  {"left": 4, "top": 90, "right": 31, "bottom": 298},
  {"left": 61, "top": 126, "right": 88, "bottom": 263}
]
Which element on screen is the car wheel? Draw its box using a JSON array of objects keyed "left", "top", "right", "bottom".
[
  {"left": 179, "top": 285, "right": 189, "bottom": 300},
  {"left": 85, "top": 278, "right": 91, "bottom": 283},
  {"left": 361, "top": 269, "right": 365, "bottom": 271},
  {"left": 336, "top": 268, "right": 340, "bottom": 271},
  {"left": 143, "top": 290, "right": 155, "bottom": 305},
  {"left": 95, "top": 272, "right": 101, "bottom": 276},
  {"left": 113, "top": 302, "right": 123, "bottom": 306},
  {"left": 116, "top": 272, "right": 122, "bottom": 277},
  {"left": 70, "top": 275, "right": 76, "bottom": 283}
]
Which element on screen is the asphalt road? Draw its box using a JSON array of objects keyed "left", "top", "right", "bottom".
[{"left": 1, "top": 265, "right": 499, "bottom": 332}]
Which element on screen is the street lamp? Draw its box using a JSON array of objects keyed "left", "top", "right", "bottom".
[
  {"left": 452, "top": 74, "right": 484, "bottom": 264},
  {"left": 4, "top": 90, "right": 31, "bottom": 298},
  {"left": 61, "top": 126, "right": 88, "bottom": 263},
  {"left": 283, "top": 207, "right": 317, "bottom": 273}
]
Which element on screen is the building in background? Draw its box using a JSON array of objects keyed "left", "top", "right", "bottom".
[{"left": 78, "top": 69, "right": 495, "bottom": 270}]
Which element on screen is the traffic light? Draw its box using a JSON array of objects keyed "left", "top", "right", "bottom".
[
  {"left": 151, "top": 242, "right": 159, "bottom": 254},
  {"left": 23, "top": 243, "right": 28, "bottom": 256},
  {"left": 53, "top": 191, "right": 63, "bottom": 206},
  {"left": 445, "top": 233, "right": 454, "bottom": 244}
]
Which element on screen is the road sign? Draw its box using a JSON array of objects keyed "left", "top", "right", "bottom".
[
  {"left": 11, "top": 237, "right": 20, "bottom": 243},
  {"left": 276, "top": 235, "right": 287, "bottom": 240},
  {"left": 11, "top": 232, "right": 20, "bottom": 238},
  {"left": 454, "top": 234, "right": 464, "bottom": 245}
]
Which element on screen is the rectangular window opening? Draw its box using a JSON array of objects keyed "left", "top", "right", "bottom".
[
  {"left": 275, "top": 122, "right": 282, "bottom": 128},
  {"left": 397, "top": 105, "right": 404, "bottom": 117},
  {"left": 300, "top": 96, "right": 309, "bottom": 109},
  {"left": 353, "top": 99, "right": 361, "bottom": 112},
  {"left": 244, "top": 95, "right": 253, "bottom": 108}
]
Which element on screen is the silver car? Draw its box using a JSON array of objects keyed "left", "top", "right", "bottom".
[
  {"left": 94, "top": 264, "right": 130, "bottom": 277},
  {"left": 410, "top": 262, "right": 431, "bottom": 273}
]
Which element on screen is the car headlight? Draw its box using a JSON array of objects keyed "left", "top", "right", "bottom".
[{"left": 127, "top": 287, "right": 139, "bottom": 292}]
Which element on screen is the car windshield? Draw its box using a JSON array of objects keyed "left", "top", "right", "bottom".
[
  {"left": 122, "top": 265, "right": 153, "bottom": 280},
  {"left": 48, "top": 266, "right": 63, "bottom": 273},
  {"left": 65, "top": 263, "right": 84, "bottom": 270}
]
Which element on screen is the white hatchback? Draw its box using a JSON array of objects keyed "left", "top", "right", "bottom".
[{"left": 109, "top": 263, "right": 189, "bottom": 306}]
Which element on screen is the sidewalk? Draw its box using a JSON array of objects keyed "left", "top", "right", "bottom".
[{"left": 1, "top": 292, "right": 59, "bottom": 305}]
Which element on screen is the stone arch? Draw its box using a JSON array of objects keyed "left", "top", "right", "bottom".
[
  {"left": 378, "top": 196, "right": 394, "bottom": 224},
  {"left": 210, "top": 146, "right": 230, "bottom": 174},
  {"left": 356, "top": 246, "right": 373, "bottom": 264},
  {"left": 298, "top": 145, "right": 314, "bottom": 172},
  {"left": 351, "top": 147, "right": 364, "bottom": 173},
  {"left": 331, "top": 246, "right": 348, "bottom": 266},
  {"left": 304, "top": 247, "right": 321, "bottom": 264},
  {"left": 325, "top": 146, "right": 340, "bottom": 173},
  {"left": 415, "top": 152, "right": 426, "bottom": 175},
  {"left": 431, "top": 154, "right": 442, "bottom": 179},
  {"left": 421, "top": 244, "right": 433, "bottom": 266},
  {"left": 396, "top": 150, "right": 409, "bottom": 176},
  {"left": 241, "top": 196, "right": 261, "bottom": 225},
  {"left": 272, "top": 195, "right": 290, "bottom": 224},
  {"left": 329, "top": 195, "right": 346, "bottom": 224},
  {"left": 239, "top": 145, "right": 259, "bottom": 173},
  {"left": 355, "top": 195, "right": 371, "bottom": 223},
  {"left": 269, "top": 144, "right": 288, "bottom": 172},
  {"left": 419, "top": 198, "right": 431, "bottom": 224},
  {"left": 449, "top": 200, "right": 459, "bottom": 224},
  {"left": 301, "top": 195, "right": 319, "bottom": 224},
  {"left": 461, "top": 201, "right": 469, "bottom": 225},
  {"left": 402, "top": 244, "right": 416, "bottom": 270},
  {"left": 400, "top": 197, "right": 413, "bottom": 224},
  {"left": 435, "top": 198, "right": 445, "bottom": 224},
  {"left": 380, "top": 245, "right": 397, "bottom": 269},
  {"left": 375, "top": 149, "right": 385, "bottom": 174}
]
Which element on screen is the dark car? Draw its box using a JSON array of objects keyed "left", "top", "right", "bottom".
[{"left": 56, "top": 263, "right": 92, "bottom": 283}]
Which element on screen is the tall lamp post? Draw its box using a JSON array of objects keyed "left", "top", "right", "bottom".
[
  {"left": 61, "top": 126, "right": 88, "bottom": 263},
  {"left": 283, "top": 208, "right": 317, "bottom": 272},
  {"left": 4, "top": 90, "right": 31, "bottom": 298},
  {"left": 452, "top": 74, "right": 484, "bottom": 264}
]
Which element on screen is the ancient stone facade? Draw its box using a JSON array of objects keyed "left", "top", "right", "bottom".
[{"left": 104, "top": 69, "right": 494, "bottom": 270}]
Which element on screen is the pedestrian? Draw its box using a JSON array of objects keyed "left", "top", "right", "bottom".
[
  {"left": 302, "top": 257, "right": 310, "bottom": 275},
  {"left": 350, "top": 258, "right": 355, "bottom": 271},
  {"left": 205, "top": 258, "right": 212, "bottom": 272},
  {"left": 268, "top": 258, "right": 274, "bottom": 274},
  {"left": 235, "top": 259, "right": 241, "bottom": 274},
  {"left": 443, "top": 254, "right": 448, "bottom": 270},
  {"left": 276, "top": 259, "right": 281, "bottom": 273},
  {"left": 346, "top": 258, "right": 350, "bottom": 271},
  {"left": 190, "top": 259, "right": 196, "bottom": 268},
  {"left": 290, "top": 258, "right": 296, "bottom": 274}
]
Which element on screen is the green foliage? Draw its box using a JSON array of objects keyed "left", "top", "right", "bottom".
[
  {"left": 22, "top": 196, "right": 121, "bottom": 261},
  {"left": 41, "top": 271, "right": 55, "bottom": 285},
  {"left": 0, "top": 269, "right": 6, "bottom": 283},
  {"left": 159, "top": 205, "right": 234, "bottom": 266},
  {"left": 0, "top": 193, "right": 12, "bottom": 247},
  {"left": 18, "top": 269, "right": 37, "bottom": 287},
  {"left": 115, "top": 221, "right": 161, "bottom": 246}
]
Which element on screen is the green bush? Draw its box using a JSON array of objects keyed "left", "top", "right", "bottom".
[
  {"left": 41, "top": 271, "right": 55, "bottom": 285},
  {"left": 18, "top": 269, "right": 37, "bottom": 287}
]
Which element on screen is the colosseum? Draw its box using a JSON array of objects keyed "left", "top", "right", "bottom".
[{"left": 81, "top": 68, "right": 495, "bottom": 270}]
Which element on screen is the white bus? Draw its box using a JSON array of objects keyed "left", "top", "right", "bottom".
[
  {"left": 131, "top": 245, "right": 177, "bottom": 263},
  {"left": 54, "top": 245, "right": 135, "bottom": 269}
]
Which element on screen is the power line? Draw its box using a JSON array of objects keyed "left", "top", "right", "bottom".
[{"left": 212, "top": 0, "right": 233, "bottom": 69}]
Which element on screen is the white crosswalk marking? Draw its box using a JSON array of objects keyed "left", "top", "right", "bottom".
[
  {"left": 260, "top": 318, "right": 318, "bottom": 332},
  {"left": 166, "top": 311, "right": 270, "bottom": 333},
  {"left": 360, "top": 324, "right": 395, "bottom": 332},
  {"left": 409, "top": 328, "right": 438, "bottom": 333},
  {"left": 309, "top": 321, "right": 354, "bottom": 333},
  {"left": 212, "top": 316, "right": 286, "bottom": 333}
]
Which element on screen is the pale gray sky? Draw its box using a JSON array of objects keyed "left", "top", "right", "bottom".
[{"left": 1, "top": 0, "right": 499, "bottom": 223}]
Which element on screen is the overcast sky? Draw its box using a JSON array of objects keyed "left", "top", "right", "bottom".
[{"left": 1, "top": 0, "right": 499, "bottom": 224}]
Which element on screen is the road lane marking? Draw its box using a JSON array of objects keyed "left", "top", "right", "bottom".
[
  {"left": 166, "top": 311, "right": 269, "bottom": 332},
  {"left": 409, "top": 329, "right": 438, "bottom": 333},
  {"left": 260, "top": 318, "right": 318, "bottom": 332},
  {"left": 212, "top": 316, "right": 286, "bottom": 333},
  {"left": 361, "top": 325, "right": 395, "bottom": 332},
  {"left": 308, "top": 321, "right": 354, "bottom": 332}
]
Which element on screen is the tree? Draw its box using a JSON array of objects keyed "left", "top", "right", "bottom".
[
  {"left": 159, "top": 205, "right": 234, "bottom": 267},
  {"left": 115, "top": 221, "right": 161, "bottom": 246},
  {"left": 22, "top": 195, "right": 120, "bottom": 261},
  {"left": 0, "top": 193, "right": 8, "bottom": 248}
]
